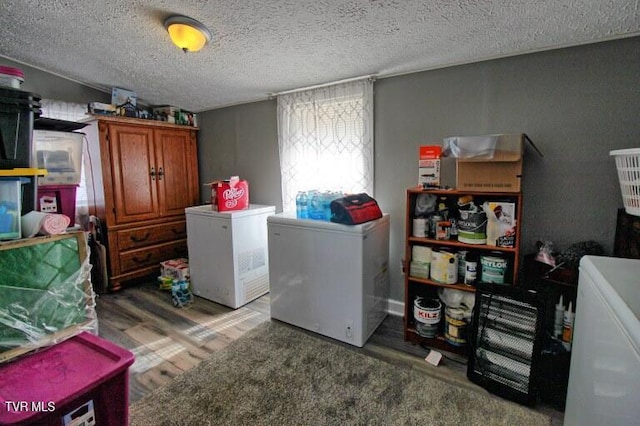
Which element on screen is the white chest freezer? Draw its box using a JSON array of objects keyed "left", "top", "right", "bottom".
[
  {"left": 564, "top": 255, "right": 640, "bottom": 426},
  {"left": 267, "top": 212, "right": 390, "bottom": 347},
  {"left": 185, "top": 204, "right": 275, "bottom": 309}
]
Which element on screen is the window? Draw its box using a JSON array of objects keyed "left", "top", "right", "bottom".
[{"left": 276, "top": 79, "right": 374, "bottom": 212}]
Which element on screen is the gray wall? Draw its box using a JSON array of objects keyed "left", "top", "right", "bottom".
[
  {"left": 197, "top": 37, "right": 640, "bottom": 304},
  {"left": 8, "top": 38, "right": 638, "bottom": 305},
  {"left": 1, "top": 57, "right": 110, "bottom": 104}
]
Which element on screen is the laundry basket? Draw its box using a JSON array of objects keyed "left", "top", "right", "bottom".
[{"left": 610, "top": 148, "right": 640, "bottom": 216}]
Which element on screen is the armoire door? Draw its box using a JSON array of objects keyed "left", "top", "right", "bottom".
[
  {"left": 154, "top": 128, "right": 198, "bottom": 217},
  {"left": 108, "top": 124, "right": 160, "bottom": 223}
]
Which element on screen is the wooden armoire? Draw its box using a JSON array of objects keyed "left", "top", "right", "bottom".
[{"left": 84, "top": 115, "right": 200, "bottom": 291}]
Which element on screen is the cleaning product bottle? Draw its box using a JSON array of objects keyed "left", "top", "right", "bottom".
[
  {"left": 554, "top": 295, "right": 564, "bottom": 339},
  {"left": 562, "top": 301, "right": 575, "bottom": 350}
]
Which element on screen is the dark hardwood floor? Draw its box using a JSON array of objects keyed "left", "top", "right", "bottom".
[{"left": 95, "top": 281, "right": 562, "bottom": 424}]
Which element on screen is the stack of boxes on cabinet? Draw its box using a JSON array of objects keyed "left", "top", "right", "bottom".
[
  {"left": 34, "top": 127, "right": 84, "bottom": 226},
  {"left": 0, "top": 78, "right": 41, "bottom": 240},
  {"left": 1, "top": 70, "right": 84, "bottom": 241}
]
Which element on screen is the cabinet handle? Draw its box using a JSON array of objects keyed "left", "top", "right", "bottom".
[
  {"left": 132, "top": 253, "right": 153, "bottom": 264},
  {"left": 157, "top": 167, "right": 164, "bottom": 180},
  {"left": 150, "top": 167, "right": 156, "bottom": 181},
  {"left": 130, "top": 232, "right": 151, "bottom": 243}
]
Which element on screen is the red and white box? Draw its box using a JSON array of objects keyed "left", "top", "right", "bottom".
[
  {"left": 419, "top": 145, "right": 442, "bottom": 187},
  {"left": 208, "top": 176, "right": 249, "bottom": 211},
  {"left": 160, "top": 258, "right": 190, "bottom": 281}
]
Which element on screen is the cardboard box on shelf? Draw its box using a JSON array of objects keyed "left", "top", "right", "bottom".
[
  {"left": 418, "top": 145, "right": 441, "bottom": 187},
  {"left": 450, "top": 133, "right": 539, "bottom": 193}
]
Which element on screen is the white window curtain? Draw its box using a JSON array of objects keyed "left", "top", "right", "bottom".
[
  {"left": 39, "top": 99, "right": 90, "bottom": 224},
  {"left": 277, "top": 79, "right": 374, "bottom": 212}
]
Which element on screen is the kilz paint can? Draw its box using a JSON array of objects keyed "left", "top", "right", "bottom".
[
  {"left": 480, "top": 253, "right": 508, "bottom": 284},
  {"left": 414, "top": 297, "right": 442, "bottom": 338},
  {"left": 430, "top": 249, "right": 458, "bottom": 284}
]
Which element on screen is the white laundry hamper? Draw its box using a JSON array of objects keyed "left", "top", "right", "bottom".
[{"left": 610, "top": 148, "right": 640, "bottom": 216}]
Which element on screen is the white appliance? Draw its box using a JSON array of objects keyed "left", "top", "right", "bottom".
[
  {"left": 185, "top": 204, "right": 275, "bottom": 309},
  {"left": 564, "top": 255, "right": 640, "bottom": 426},
  {"left": 267, "top": 212, "right": 390, "bottom": 347}
]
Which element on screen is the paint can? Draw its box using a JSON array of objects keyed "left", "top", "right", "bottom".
[
  {"left": 444, "top": 306, "right": 469, "bottom": 347},
  {"left": 464, "top": 252, "right": 478, "bottom": 286},
  {"left": 412, "top": 245, "right": 432, "bottom": 263},
  {"left": 457, "top": 250, "right": 468, "bottom": 279},
  {"left": 413, "top": 297, "right": 442, "bottom": 338},
  {"left": 412, "top": 218, "right": 429, "bottom": 237},
  {"left": 429, "top": 214, "right": 444, "bottom": 238},
  {"left": 430, "top": 249, "right": 458, "bottom": 284},
  {"left": 480, "top": 253, "right": 508, "bottom": 284},
  {"left": 457, "top": 210, "right": 487, "bottom": 244}
]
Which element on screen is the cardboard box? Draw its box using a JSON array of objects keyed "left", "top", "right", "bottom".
[
  {"left": 207, "top": 177, "right": 249, "bottom": 211},
  {"left": 418, "top": 145, "right": 441, "bottom": 187},
  {"left": 160, "top": 258, "right": 190, "bottom": 281},
  {"left": 454, "top": 133, "right": 531, "bottom": 193}
]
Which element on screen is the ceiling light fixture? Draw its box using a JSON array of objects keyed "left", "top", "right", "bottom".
[{"left": 164, "top": 15, "right": 212, "bottom": 53}]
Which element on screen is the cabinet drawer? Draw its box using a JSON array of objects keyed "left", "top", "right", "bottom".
[
  {"left": 119, "top": 239, "right": 187, "bottom": 273},
  {"left": 117, "top": 220, "right": 187, "bottom": 250}
]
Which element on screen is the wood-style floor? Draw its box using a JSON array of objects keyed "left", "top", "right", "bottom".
[{"left": 95, "top": 281, "right": 563, "bottom": 424}]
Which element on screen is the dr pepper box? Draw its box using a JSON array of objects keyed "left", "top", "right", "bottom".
[{"left": 207, "top": 176, "right": 249, "bottom": 211}]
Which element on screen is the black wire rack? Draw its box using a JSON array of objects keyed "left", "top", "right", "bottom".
[{"left": 467, "top": 282, "right": 546, "bottom": 406}]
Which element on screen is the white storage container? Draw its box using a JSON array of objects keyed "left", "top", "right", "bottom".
[
  {"left": 565, "top": 256, "right": 640, "bottom": 425},
  {"left": 186, "top": 204, "right": 275, "bottom": 309},
  {"left": 267, "top": 213, "right": 390, "bottom": 347},
  {"left": 34, "top": 130, "right": 84, "bottom": 185}
]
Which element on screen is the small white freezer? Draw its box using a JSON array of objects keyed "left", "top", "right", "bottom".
[
  {"left": 185, "top": 204, "right": 275, "bottom": 309},
  {"left": 267, "top": 212, "right": 390, "bottom": 347}
]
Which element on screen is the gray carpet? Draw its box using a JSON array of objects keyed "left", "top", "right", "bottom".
[{"left": 129, "top": 321, "right": 551, "bottom": 426}]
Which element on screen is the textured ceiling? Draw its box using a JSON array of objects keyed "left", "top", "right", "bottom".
[{"left": 1, "top": 0, "right": 638, "bottom": 112}]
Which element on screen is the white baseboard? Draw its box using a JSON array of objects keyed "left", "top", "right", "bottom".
[{"left": 386, "top": 298, "right": 404, "bottom": 317}]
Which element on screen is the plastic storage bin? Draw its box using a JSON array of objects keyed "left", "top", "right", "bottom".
[
  {"left": 0, "top": 66, "right": 24, "bottom": 89},
  {"left": 0, "top": 178, "right": 21, "bottom": 240},
  {"left": 0, "top": 332, "right": 135, "bottom": 425},
  {"left": 37, "top": 184, "right": 78, "bottom": 223},
  {"left": 0, "top": 87, "right": 40, "bottom": 169},
  {"left": 34, "top": 130, "right": 84, "bottom": 185},
  {"left": 610, "top": 148, "right": 640, "bottom": 216}
]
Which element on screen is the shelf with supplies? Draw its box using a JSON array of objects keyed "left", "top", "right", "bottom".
[{"left": 403, "top": 187, "right": 523, "bottom": 358}]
